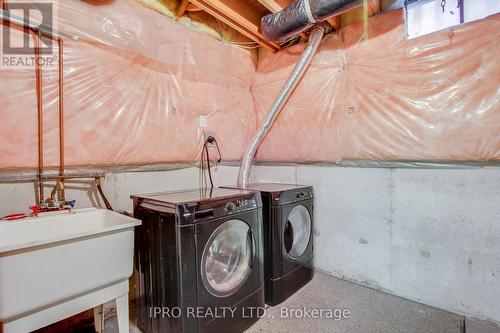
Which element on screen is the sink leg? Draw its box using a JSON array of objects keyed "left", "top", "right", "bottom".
[
  {"left": 93, "top": 304, "right": 104, "bottom": 333},
  {"left": 116, "top": 293, "right": 129, "bottom": 333}
]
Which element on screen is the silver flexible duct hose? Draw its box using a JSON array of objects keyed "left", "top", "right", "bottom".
[
  {"left": 261, "top": 0, "right": 361, "bottom": 42},
  {"left": 237, "top": 23, "right": 329, "bottom": 188}
]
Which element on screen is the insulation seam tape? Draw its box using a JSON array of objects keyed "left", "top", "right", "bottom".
[{"left": 304, "top": 0, "right": 317, "bottom": 24}]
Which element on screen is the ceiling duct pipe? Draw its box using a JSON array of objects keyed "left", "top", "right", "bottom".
[
  {"left": 237, "top": 22, "right": 330, "bottom": 188},
  {"left": 262, "top": 0, "right": 362, "bottom": 42}
]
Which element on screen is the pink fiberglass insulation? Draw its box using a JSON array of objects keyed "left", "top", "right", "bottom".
[
  {"left": 0, "top": 0, "right": 256, "bottom": 170},
  {"left": 253, "top": 10, "right": 500, "bottom": 163},
  {"left": 0, "top": 5, "right": 499, "bottom": 171}
]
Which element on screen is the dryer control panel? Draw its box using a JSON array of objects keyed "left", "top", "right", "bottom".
[
  {"left": 273, "top": 186, "right": 313, "bottom": 206},
  {"left": 294, "top": 191, "right": 312, "bottom": 200},
  {"left": 220, "top": 184, "right": 314, "bottom": 207}
]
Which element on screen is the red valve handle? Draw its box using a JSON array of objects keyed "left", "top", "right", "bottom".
[{"left": 29, "top": 205, "right": 40, "bottom": 215}]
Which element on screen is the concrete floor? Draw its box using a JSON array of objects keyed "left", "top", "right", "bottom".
[
  {"left": 246, "top": 272, "right": 462, "bottom": 333},
  {"left": 104, "top": 271, "right": 500, "bottom": 333}
]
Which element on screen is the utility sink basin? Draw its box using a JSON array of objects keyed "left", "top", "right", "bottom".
[{"left": 0, "top": 208, "right": 141, "bottom": 333}]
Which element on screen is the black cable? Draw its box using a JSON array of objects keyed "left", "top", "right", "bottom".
[
  {"left": 201, "top": 142, "right": 207, "bottom": 188},
  {"left": 213, "top": 138, "right": 222, "bottom": 163},
  {"left": 205, "top": 141, "right": 214, "bottom": 188},
  {"left": 202, "top": 136, "right": 222, "bottom": 189}
]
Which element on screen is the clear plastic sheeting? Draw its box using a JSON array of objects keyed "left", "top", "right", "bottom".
[
  {"left": 0, "top": 6, "right": 498, "bottom": 172},
  {"left": 136, "top": 0, "right": 258, "bottom": 51},
  {"left": 253, "top": 10, "right": 500, "bottom": 164},
  {"left": 0, "top": 0, "right": 256, "bottom": 170}
]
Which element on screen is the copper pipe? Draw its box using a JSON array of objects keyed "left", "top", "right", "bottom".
[
  {"left": 33, "top": 33, "right": 66, "bottom": 203},
  {"left": 2, "top": 13, "right": 69, "bottom": 204},
  {"left": 96, "top": 178, "right": 113, "bottom": 211},
  {"left": 43, "top": 173, "right": 105, "bottom": 180},
  {"left": 0, "top": 173, "right": 106, "bottom": 182},
  {"left": 48, "top": 181, "right": 64, "bottom": 204},
  {"left": 57, "top": 38, "right": 65, "bottom": 200},
  {"left": 3, "top": 20, "right": 46, "bottom": 203},
  {"left": 58, "top": 38, "right": 64, "bottom": 175},
  {"left": 33, "top": 30, "right": 44, "bottom": 203}
]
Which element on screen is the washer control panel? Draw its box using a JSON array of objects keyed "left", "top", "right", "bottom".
[{"left": 224, "top": 197, "right": 258, "bottom": 213}]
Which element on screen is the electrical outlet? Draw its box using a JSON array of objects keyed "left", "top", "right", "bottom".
[
  {"left": 199, "top": 115, "right": 207, "bottom": 128},
  {"left": 204, "top": 131, "right": 216, "bottom": 148}
]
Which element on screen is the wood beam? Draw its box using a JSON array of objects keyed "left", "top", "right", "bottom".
[
  {"left": 368, "top": 0, "right": 381, "bottom": 15},
  {"left": 190, "top": 0, "right": 280, "bottom": 51},
  {"left": 186, "top": 3, "right": 203, "bottom": 12},
  {"left": 256, "top": 0, "right": 292, "bottom": 13},
  {"left": 207, "top": 0, "right": 262, "bottom": 32},
  {"left": 189, "top": 0, "right": 379, "bottom": 50},
  {"left": 327, "top": 16, "right": 342, "bottom": 31},
  {"left": 175, "top": 0, "right": 190, "bottom": 20}
]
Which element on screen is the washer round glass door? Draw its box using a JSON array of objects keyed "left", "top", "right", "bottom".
[
  {"left": 283, "top": 205, "right": 311, "bottom": 258},
  {"left": 201, "top": 219, "right": 253, "bottom": 297}
]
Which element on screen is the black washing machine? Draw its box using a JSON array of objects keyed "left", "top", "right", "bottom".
[
  {"left": 224, "top": 183, "right": 314, "bottom": 306},
  {"left": 131, "top": 187, "right": 264, "bottom": 333}
]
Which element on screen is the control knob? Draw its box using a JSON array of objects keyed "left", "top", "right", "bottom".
[{"left": 225, "top": 202, "right": 236, "bottom": 212}]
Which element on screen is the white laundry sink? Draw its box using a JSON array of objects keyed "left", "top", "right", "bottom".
[{"left": 0, "top": 208, "right": 141, "bottom": 333}]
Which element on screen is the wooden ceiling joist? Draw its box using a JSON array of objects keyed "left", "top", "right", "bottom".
[
  {"left": 189, "top": 0, "right": 280, "bottom": 51},
  {"left": 327, "top": 16, "right": 342, "bottom": 31},
  {"left": 175, "top": 0, "right": 190, "bottom": 20},
  {"left": 256, "top": 0, "right": 292, "bottom": 13},
  {"left": 365, "top": 0, "right": 381, "bottom": 16},
  {"left": 182, "top": 0, "right": 381, "bottom": 51},
  {"left": 186, "top": 3, "right": 202, "bottom": 11}
]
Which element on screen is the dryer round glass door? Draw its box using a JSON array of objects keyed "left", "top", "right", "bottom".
[
  {"left": 201, "top": 219, "right": 253, "bottom": 297},
  {"left": 284, "top": 205, "right": 312, "bottom": 258}
]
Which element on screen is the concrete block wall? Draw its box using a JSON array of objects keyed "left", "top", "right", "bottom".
[
  {"left": 1, "top": 165, "right": 499, "bottom": 324},
  {"left": 248, "top": 165, "right": 500, "bottom": 324},
  {"left": 0, "top": 166, "right": 257, "bottom": 216},
  {"left": 0, "top": 168, "right": 198, "bottom": 216}
]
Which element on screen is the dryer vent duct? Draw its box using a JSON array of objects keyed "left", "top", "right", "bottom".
[
  {"left": 237, "top": 23, "right": 329, "bottom": 188},
  {"left": 262, "top": 0, "right": 362, "bottom": 42}
]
